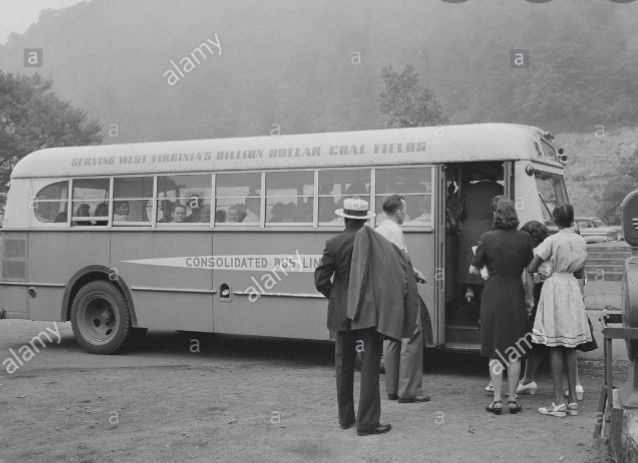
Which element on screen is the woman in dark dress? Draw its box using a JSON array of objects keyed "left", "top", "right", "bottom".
[{"left": 470, "top": 198, "right": 534, "bottom": 414}]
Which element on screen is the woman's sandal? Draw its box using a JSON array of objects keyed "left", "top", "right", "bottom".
[
  {"left": 507, "top": 400, "right": 522, "bottom": 414},
  {"left": 538, "top": 402, "right": 567, "bottom": 418},
  {"left": 486, "top": 400, "right": 503, "bottom": 415}
]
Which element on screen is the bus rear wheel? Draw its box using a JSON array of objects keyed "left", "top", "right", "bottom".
[{"left": 71, "top": 280, "right": 133, "bottom": 354}]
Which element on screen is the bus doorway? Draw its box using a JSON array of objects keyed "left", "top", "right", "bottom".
[{"left": 442, "top": 162, "right": 506, "bottom": 348}]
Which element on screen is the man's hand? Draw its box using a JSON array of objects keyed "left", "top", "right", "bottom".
[{"left": 414, "top": 269, "right": 427, "bottom": 284}]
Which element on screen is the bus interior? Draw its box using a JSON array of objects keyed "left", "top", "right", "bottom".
[{"left": 443, "top": 161, "right": 505, "bottom": 347}]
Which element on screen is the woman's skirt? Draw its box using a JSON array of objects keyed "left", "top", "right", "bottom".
[{"left": 531, "top": 272, "right": 592, "bottom": 348}]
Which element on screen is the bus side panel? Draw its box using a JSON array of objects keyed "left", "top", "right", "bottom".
[
  {"left": 405, "top": 231, "right": 436, "bottom": 347},
  {"left": 111, "top": 231, "right": 213, "bottom": 332},
  {"left": 212, "top": 231, "right": 328, "bottom": 340},
  {"left": 0, "top": 287, "right": 29, "bottom": 319},
  {"left": 28, "top": 231, "right": 110, "bottom": 321}
]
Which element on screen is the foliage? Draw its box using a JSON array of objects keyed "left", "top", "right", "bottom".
[
  {"left": 379, "top": 65, "right": 448, "bottom": 128},
  {"left": 0, "top": 72, "right": 102, "bottom": 191}
]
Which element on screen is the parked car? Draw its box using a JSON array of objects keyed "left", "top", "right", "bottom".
[{"left": 574, "top": 216, "right": 622, "bottom": 243}]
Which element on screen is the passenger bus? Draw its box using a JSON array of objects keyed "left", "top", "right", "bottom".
[{"left": 0, "top": 123, "right": 570, "bottom": 353}]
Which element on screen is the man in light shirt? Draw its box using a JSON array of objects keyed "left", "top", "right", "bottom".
[{"left": 375, "top": 194, "right": 430, "bottom": 403}]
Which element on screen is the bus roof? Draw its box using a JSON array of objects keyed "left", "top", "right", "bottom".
[{"left": 11, "top": 123, "right": 558, "bottom": 179}]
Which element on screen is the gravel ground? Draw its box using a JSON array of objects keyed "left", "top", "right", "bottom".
[{"left": 0, "top": 320, "right": 630, "bottom": 463}]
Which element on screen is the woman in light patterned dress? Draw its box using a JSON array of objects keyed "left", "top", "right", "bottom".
[{"left": 527, "top": 204, "right": 591, "bottom": 418}]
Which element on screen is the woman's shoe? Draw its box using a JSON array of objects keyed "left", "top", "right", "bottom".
[
  {"left": 538, "top": 403, "right": 567, "bottom": 418},
  {"left": 507, "top": 400, "right": 522, "bottom": 414},
  {"left": 567, "top": 402, "right": 579, "bottom": 416},
  {"left": 564, "top": 384, "right": 584, "bottom": 401},
  {"left": 516, "top": 380, "right": 537, "bottom": 396},
  {"left": 486, "top": 400, "right": 502, "bottom": 415}
]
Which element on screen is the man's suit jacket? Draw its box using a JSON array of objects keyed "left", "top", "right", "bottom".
[
  {"left": 314, "top": 223, "right": 364, "bottom": 332},
  {"left": 347, "top": 226, "right": 419, "bottom": 341}
]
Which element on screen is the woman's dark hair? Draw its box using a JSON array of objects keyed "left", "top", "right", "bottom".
[
  {"left": 552, "top": 204, "right": 574, "bottom": 228},
  {"left": 521, "top": 220, "right": 549, "bottom": 247},
  {"left": 493, "top": 198, "right": 519, "bottom": 230}
]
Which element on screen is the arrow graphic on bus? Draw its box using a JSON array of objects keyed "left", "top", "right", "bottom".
[{"left": 122, "top": 253, "right": 322, "bottom": 272}]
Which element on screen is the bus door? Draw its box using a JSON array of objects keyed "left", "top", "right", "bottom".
[{"left": 441, "top": 162, "right": 506, "bottom": 349}]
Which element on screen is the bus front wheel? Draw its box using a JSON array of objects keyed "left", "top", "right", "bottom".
[{"left": 70, "top": 280, "right": 133, "bottom": 354}]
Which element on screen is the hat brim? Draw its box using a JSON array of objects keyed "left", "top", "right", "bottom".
[{"left": 334, "top": 208, "right": 376, "bottom": 220}]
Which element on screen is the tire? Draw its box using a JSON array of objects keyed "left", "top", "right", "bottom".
[{"left": 70, "top": 280, "right": 133, "bottom": 354}]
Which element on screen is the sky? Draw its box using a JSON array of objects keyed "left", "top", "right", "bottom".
[{"left": 0, "top": 0, "right": 87, "bottom": 44}]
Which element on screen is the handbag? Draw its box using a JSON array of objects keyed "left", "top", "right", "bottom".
[{"left": 576, "top": 315, "right": 598, "bottom": 352}]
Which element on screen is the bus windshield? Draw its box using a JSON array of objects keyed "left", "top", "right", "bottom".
[{"left": 535, "top": 170, "right": 568, "bottom": 224}]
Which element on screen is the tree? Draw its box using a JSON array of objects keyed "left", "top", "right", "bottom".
[
  {"left": 0, "top": 72, "right": 102, "bottom": 192},
  {"left": 598, "top": 147, "right": 638, "bottom": 225},
  {"left": 379, "top": 65, "right": 448, "bottom": 128}
]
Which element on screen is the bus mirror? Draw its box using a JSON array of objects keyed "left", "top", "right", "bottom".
[
  {"left": 525, "top": 164, "right": 535, "bottom": 176},
  {"left": 621, "top": 189, "right": 638, "bottom": 249}
]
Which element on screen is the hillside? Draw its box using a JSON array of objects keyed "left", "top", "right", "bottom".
[
  {"left": 0, "top": 0, "right": 637, "bottom": 143},
  {"left": 558, "top": 127, "right": 638, "bottom": 220}
]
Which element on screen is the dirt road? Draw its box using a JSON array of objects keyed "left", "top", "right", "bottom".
[{"left": 0, "top": 319, "right": 629, "bottom": 462}]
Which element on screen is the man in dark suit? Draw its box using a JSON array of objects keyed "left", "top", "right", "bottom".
[{"left": 314, "top": 198, "right": 391, "bottom": 436}]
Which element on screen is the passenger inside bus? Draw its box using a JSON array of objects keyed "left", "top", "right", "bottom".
[
  {"left": 457, "top": 167, "right": 503, "bottom": 305},
  {"left": 243, "top": 197, "right": 260, "bottom": 223},
  {"left": 227, "top": 203, "right": 246, "bottom": 223},
  {"left": 113, "top": 201, "right": 130, "bottom": 222},
  {"left": 75, "top": 203, "right": 91, "bottom": 226},
  {"left": 184, "top": 195, "right": 201, "bottom": 223},
  {"left": 199, "top": 204, "right": 211, "bottom": 223},
  {"left": 94, "top": 202, "right": 108, "bottom": 225},
  {"left": 158, "top": 200, "right": 174, "bottom": 223},
  {"left": 444, "top": 162, "right": 504, "bottom": 327},
  {"left": 215, "top": 209, "right": 226, "bottom": 223},
  {"left": 173, "top": 204, "right": 187, "bottom": 223}
]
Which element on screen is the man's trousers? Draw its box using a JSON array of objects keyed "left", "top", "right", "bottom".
[
  {"left": 335, "top": 328, "right": 383, "bottom": 432},
  {"left": 383, "top": 315, "right": 424, "bottom": 399}
]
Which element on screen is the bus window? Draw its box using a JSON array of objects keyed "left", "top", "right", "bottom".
[
  {"left": 375, "top": 167, "right": 432, "bottom": 226},
  {"left": 113, "top": 177, "right": 153, "bottom": 225},
  {"left": 318, "top": 169, "right": 370, "bottom": 226},
  {"left": 33, "top": 181, "right": 69, "bottom": 224},
  {"left": 265, "top": 171, "right": 313, "bottom": 224},
  {"left": 535, "top": 171, "right": 568, "bottom": 224},
  {"left": 157, "top": 174, "right": 211, "bottom": 224},
  {"left": 215, "top": 173, "right": 260, "bottom": 225},
  {"left": 72, "top": 179, "right": 109, "bottom": 226}
]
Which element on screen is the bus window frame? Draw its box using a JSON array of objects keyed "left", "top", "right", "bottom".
[
  {"left": 155, "top": 172, "right": 213, "bottom": 228},
  {"left": 70, "top": 176, "right": 112, "bottom": 228},
  {"left": 112, "top": 175, "right": 154, "bottom": 227},
  {"left": 29, "top": 178, "right": 72, "bottom": 228},
  {"left": 264, "top": 168, "right": 314, "bottom": 228},
  {"left": 213, "top": 170, "right": 262, "bottom": 229},
  {"left": 533, "top": 168, "right": 569, "bottom": 225},
  {"left": 23, "top": 165, "right": 435, "bottom": 232},
  {"left": 373, "top": 165, "right": 435, "bottom": 231},
  {"left": 317, "top": 166, "right": 373, "bottom": 229}
]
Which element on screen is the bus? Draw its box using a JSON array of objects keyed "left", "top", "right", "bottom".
[{"left": 0, "top": 123, "right": 570, "bottom": 353}]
